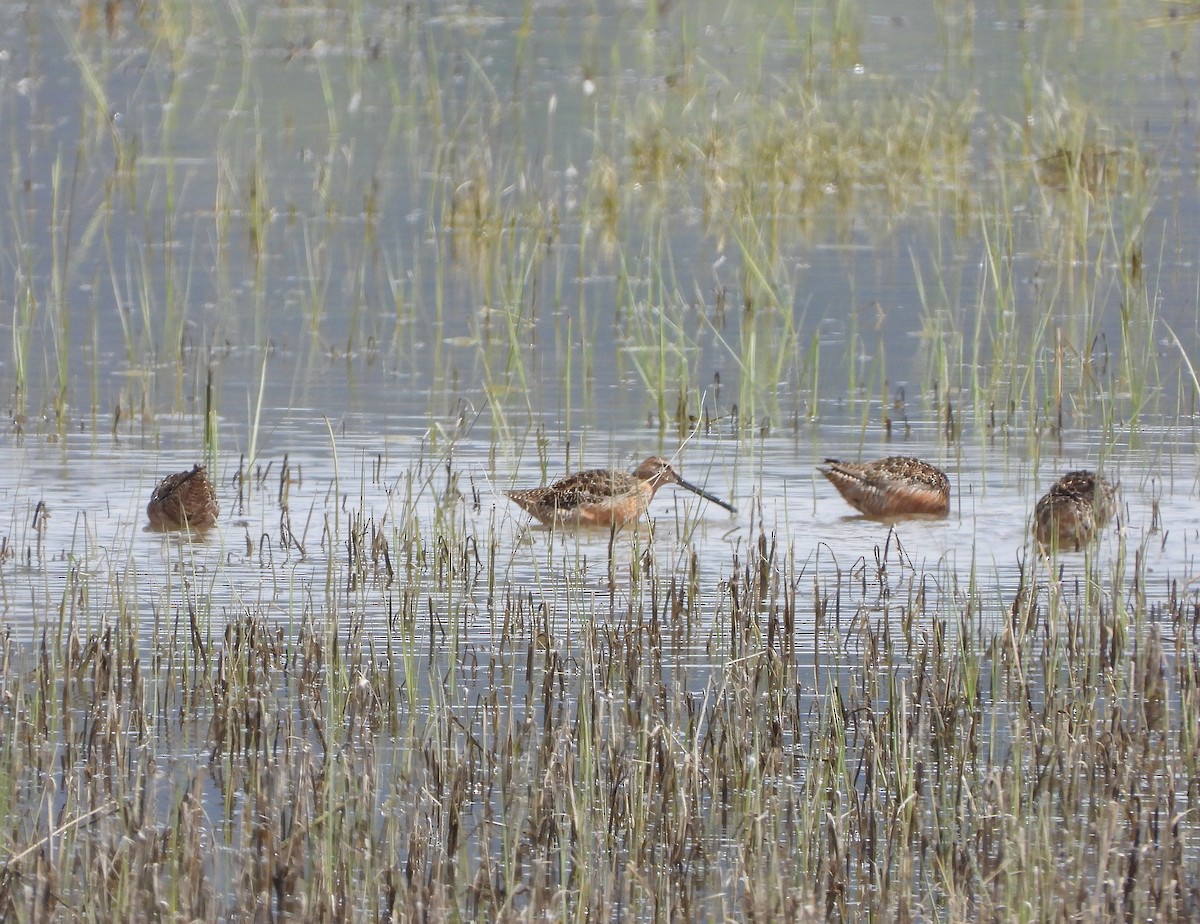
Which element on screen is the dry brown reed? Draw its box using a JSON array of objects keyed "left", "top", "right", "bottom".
[{"left": 1, "top": 518, "right": 1197, "bottom": 921}]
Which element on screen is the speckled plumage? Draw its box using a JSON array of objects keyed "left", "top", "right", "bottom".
[
  {"left": 1033, "top": 470, "right": 1117, "bottom": 551},
  {"left": 819, "top": 456, "right": 951, "bottom": 519},
  {"left": 147, "top": 465, "right": 219, "bottom": 531},
  {"left": 506, "top": 456, "right": 736, "bottom": 528}
]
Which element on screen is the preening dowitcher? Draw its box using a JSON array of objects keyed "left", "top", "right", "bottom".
[
  {"left": 147, "top": 465, "right": 219, "bottom": 531},
  {"left": 506, "top": 456, "right": 736, "bottom": 528},
  {"left": 819, "top": 456, "right": 951, "bottom": 519},
  {"left": 1032, "top": 470, "right": 1117, "bottom": 551}
]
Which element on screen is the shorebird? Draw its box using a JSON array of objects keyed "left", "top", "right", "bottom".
[
  {"left": 1032, "top": 470, "right": 1117, "bottom": 551},
  {"left": 505, "top": 456, "right": 736, "bottom": 528},
  {"left": 147, "top": 465, "right": 219, "bottom": 531},
  {"left": 819, "top": 456, "right": 951, "bottom": 519}
]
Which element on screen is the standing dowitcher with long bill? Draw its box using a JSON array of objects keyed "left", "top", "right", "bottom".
[
  {"left": 1032, "top": 470, "right": 1117, "bottom": 551},
  {"left": 506, "top": 456, "right": 736, "bottom": 528},
  {"left": 147, "top": 464, "right": 220, "bottom": 531},
  {"left": 819, "top": 456, "right": 951, "bottom": 519}
]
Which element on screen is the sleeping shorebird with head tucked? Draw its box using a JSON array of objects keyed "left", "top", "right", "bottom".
[
  {"left": 1032, "top": 470, "right": 1117, "bottom": 551},
  {"left": 819, "top": 456, "right": 951, "bottom": 519},
  {"left": 505, "top": 456, "right": 736, "bottom": 528},
  {"left": 147, "top": 464, "right": 219, "bottom": 531}
]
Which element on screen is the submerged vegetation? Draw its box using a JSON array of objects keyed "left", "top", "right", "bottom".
[{"left": 0, "top": 1, "right": 1198, "bottom": 920}]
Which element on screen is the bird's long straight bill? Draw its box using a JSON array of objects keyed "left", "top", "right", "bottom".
[{"left": 677, "top": 478, "right": 737, "bottom": 514}]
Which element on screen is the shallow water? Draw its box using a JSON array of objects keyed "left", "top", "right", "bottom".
[{"left": 3, "top": 420, "right": 1193, "bottom": 651}]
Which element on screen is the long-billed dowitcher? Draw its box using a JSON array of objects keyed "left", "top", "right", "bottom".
[
  {"left": 819, "top": 456, "right": 951, "bottom": 519},
  {"left": 506, "top": 456, "right": 736, "bottom": 528},
  {"left": 147, "top": 464, "right": 219, "bottom": 531},
  {"left": 1032, "top": 470, "right": 1117, "bottom": 551}
]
